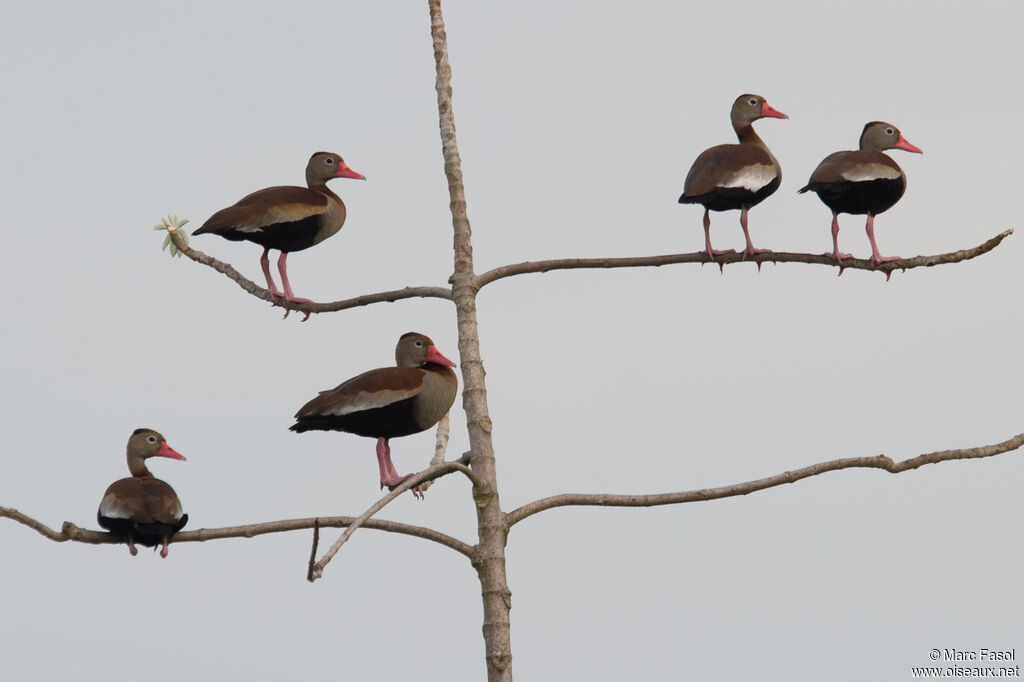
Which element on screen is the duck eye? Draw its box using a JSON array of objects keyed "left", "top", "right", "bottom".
[
  {"left": 748, "top": 98, "right": 758, "bottom": 106},
  {"left": 415, "top": 340, "right": 424, "bottom": 347},
  {"left": 324, "top": 157, "right": 335, "bottom": 165},
  {"left": 146, "top": 435, "right": 157, "bottom": 444},
  {"left": 885, "top": 128, "right": 895, "bottom": 136}
]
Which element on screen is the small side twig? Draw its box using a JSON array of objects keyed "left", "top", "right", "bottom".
[
  {"left": 306, "top": 519, "right": 320, "bottom": 581},
  {"left": 419, "top": 413, "right": 451, "bottom": 494}
]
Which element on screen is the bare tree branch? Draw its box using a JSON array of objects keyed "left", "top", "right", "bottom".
[
  {"left": 165, "top": 230, "right": 452, "bottom": 316},
  {"left": 309, "top": 459, "right": 478, "bottom": 582},
  {"left": 0, "top": 506, "right": 474, "bottom": 557},
  {"left": 0, "top": 506, "right": 67, "bottom": 541},
  {"left": 505, "top": 432, "right": 1024, "bottom": 528},
  {"left": 475, "top": 229, "right": 1014, "bottom": 289},
  {"left": 162, "top": 224, "right": 1013, "bottom": 315}
]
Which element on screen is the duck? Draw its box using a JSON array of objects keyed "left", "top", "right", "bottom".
[
  {"left": 679, "top": 94, "right": 788, "bottom": 259},
  {"left": 192, "top": 151, "right": 364, "bottom": 315},
  {"left": 291, "top": 333, "right": 458, "bottom": 498},
  {"left": 97, "top": 429, "right": 187, "bottom": 557},
  {"left": 798, "top": 121, "right": 922, "bottom": 265}
]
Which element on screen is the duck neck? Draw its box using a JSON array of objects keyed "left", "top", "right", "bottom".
[
  {"left": 735, "top": 123, "right": 767, "bottom": 150},
  {"left": 127, "top": 456, "right": 153, "bottom": 478},
  {"left": 308, "top": 181, "right": 341, "bottom": 202}
]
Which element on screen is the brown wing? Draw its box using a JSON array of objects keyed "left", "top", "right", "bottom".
[
  {"left": 294, "top": 367, "right": 427, "bottom": 418},
  {"left": 194, "top": 185, "right": 329, "bottom": 235},
  {"left": 808, "top": 150, "right": 902, "bottom": 184},
  {"left": 99, "top": 477, "right": 183, "bottom": 525},
  {"left": 683, "top": 143, "right": 778, "bottom": 196}
]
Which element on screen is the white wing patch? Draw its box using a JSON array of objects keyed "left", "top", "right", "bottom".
[
  {"left": 840, "top": 163, "right": 901, "bottom": 182},
  {"left": 98, "top": 494, "right": 133, "bottom": 519},
  {"left": 718, "top": 164, "right": 777, "bottom": 192}
]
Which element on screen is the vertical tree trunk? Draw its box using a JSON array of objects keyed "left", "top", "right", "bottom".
[{"left": 428, "top": 1, "right": 513, "bottom": 680}]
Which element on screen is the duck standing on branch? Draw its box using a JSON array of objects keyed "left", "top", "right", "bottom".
[
  {"left": 678, "top": 94, "right": 788, "bottom": 260},
  {"left": 291, "top": 333, "right": 458, "bottom": 499},
  {"left": 192, "top": 152, "right": 365, "bottom": 317},
  {"left": 799, "top": 121, "right": 922, "bottom": 266},
  {"left": 97, "top": 429, "right": 188, "bottom": 558}
]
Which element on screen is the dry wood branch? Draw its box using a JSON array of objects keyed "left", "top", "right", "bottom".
[
  {"left": 505, "top": 432, "right": 1024, "bottom": 528},
  {"left": 0, "top": 506, "right": 66, "bottom": 541},
  {"left": 0, "top": 506, "right": 473, "bottom": 557},
  {"left": 309, "top": 459, "right": 478, "bottom": 582},
  {"left": 166, "top": 231, "right": 452, "bottom": 315},
  {"left": 420, "top": 413, "right": 452, "bottom": 494},
  {"left": 475, "top": 229, "right": 1014, "bottom": 289}
]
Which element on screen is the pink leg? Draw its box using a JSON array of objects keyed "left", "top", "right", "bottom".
[
  {"left": 277, "top": 253, "right": 313, "bottom": 304},
  {"left": 259, "top": 248, "right": 284, "bottom": 298},
  {"left": 276, "top": 252, "right": 314, "bottom": 321},
  {"left": 739, "top": 208, "right": 772, "bottom": 259},
  {"left": 127, "top": 539, "right": 138, "bottom": 556},
  {"left": 375, "top": 438, "right": 424, "bottom": 499},
  {"left": 703, "top": 208, "right": 736, "bottom": 260},
  {"left": 866, "top": 214, "right": 900, "bottom": 266},
  {"left": 829, "top": 212, "right": 853, "bottom": 265},
  {"left": 160, "top": 538, "right": 169, "bottom": 558}
]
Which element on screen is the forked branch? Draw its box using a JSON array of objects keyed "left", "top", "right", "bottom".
[
  {"left": 505, "top": 432, "right": 1024, "bottom": 527},
  {"left": 308, "top": 459, "right": 478, "bottom": 582},
  {"left": 160, "top": 224, "right": 1012, "bottom": 311}
]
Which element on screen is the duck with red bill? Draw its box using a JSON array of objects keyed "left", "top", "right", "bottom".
[{"left": 799, "top": 121, "right": 923, "bottom": 266}]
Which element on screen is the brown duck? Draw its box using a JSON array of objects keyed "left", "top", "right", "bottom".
[
  {"left": 679, "top": 94, "right": 788, "bottom": 259},
  {"left": 799, "top": 121, "right": 922, "bottom": 265},
  {"left": 97, "top": 429, "right": 187, "bottom": 558},
  {"left": 291, "top": 333, "right": 458, "bottom": 498},
  {"left": 192, "top": 151, "right": 364, "bottom": 314}
]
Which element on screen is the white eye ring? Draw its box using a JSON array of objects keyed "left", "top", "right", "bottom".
[
  {"left": 885, "top": 127, "right": 895, "bottom": 136},
  {"left": 415, "top": 340, "right": 424, "bottom": 347},
  {"left": 146, "top": 435, "right": 157, "bottom": 444},
  {"left": 748, "top": 98, "right": 758, "bottom": 106},
  {"left": 325, "top": 157, "right": 335, "bottom": 165}
]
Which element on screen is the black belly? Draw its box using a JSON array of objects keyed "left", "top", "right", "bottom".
[
  {"left": 97, "top": 514, "right": 188, "bottom": 546},
  {"left": 678, "top": 175, "right": 781, "bottom": 212},
  {"left": 214, "top": 216, "right": 323, "bottom": 253},
  {"left": 801, "top": 177, "right": 905, "bottom": 216},
  {"left": 290, "top": 397, "right": 426, "bottom": 439}
]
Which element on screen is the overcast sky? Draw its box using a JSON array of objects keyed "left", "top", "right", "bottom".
[{"left": 2, "top": 2, "right": 1021, "bottom": 680}]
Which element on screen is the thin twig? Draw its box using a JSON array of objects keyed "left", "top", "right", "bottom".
[
  {"left": 475, "top": 229, "right": 1014, "bottom": 289},
  {"left": 0, "top": 508, "right": 473, "bottom": 557},
  {"left": 420, "top": 412, "right": 452, "bottom": 493},
  {"left": 306, "top": 519, "right": 320, "bottom": 581},
  {"left": 309, "top": 459, "right": 478, "bottom": 582},
  {"left": 505, "top": 432, "right": 1024, "bottom": 527},
  {"left": 167, "top": 231, "right": 452, "bottom": 315}
]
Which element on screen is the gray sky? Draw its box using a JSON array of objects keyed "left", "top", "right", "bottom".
[{"left": 2, "top": 1, "right": 1021, "bottom": 680}]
